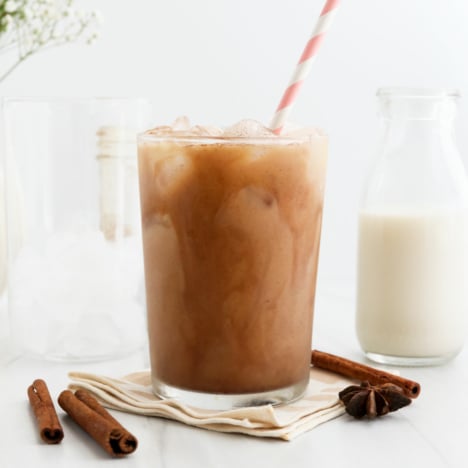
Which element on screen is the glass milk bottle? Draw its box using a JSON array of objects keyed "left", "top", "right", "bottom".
[{"left": 356, "top": 88, "right": 468, "bottom": 366}]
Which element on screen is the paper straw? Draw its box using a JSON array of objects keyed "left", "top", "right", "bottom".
[{"left": 270, "top": 0, "right": 340, "bottom": 134}]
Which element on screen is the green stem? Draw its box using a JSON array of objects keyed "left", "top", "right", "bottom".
[{"left": 0, "top": 53, "right": 29, "bottom": 83}]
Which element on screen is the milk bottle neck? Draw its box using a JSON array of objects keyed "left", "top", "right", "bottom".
[
  {"left": 382, "top": 118, "right": 454, "bottom": 156},
  {"left": 378, "top": 87, "right": 458, "bottom": 118},
  {"left": 377, "top": 89, "right": 459, "bottom": 162},
  {"left": 362, "top": 88, "right": 468, "bottom": 209}
]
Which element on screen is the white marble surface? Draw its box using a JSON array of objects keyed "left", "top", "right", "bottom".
[{"left": 1, "top": 292, "right": 467, "bottom": 468}]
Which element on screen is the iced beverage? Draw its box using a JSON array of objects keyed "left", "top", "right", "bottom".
[{"left": 137, "top": 119, "right": 327, "bottom": 409}]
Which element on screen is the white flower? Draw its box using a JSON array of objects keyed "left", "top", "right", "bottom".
[
  {"left": 1, "top": 15, "right": 14, "bottom": 30},
  {"left": 75, "top": 10, "right": 87, "bottom": 21},
  {"left": 43, "top": 6, "right": 60, "bottom": 22},
  {"left": 91, "top": 10, "right": 103, "bottom": 25},
  {"left": 63, "top": 6, "right": 74, "bottom": 18},
  {"left": 0, "top": 0, "right": 102, "bottom": 83},
  {"left": 4, "top": 1, "right": 19, "bottom": 14},
  {"left": 40, "top": 28, "right": 51, "bottom": 43},
  {"left": 22, "top": 7, "right": 32, "bottom": 20},
  {"left": 86, "top": 31, "right": 98, "bottom": 45},
  {"left": 22, "top": 35, "right": 33, "bottom": 51}
]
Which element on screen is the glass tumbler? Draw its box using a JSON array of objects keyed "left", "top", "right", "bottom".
[
  {"left": 138, "top": 129, "right": 328, "bottom": 409},
  {"left": 2, "top": 97, "right": 152, "bottom": 361}
]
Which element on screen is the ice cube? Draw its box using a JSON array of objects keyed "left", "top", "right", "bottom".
[
  {"left": 145, "top": 117, "right": 224, "bottom": 137},
  {"left": 10, "top": 227, "right": 145, "bottom": 359},
  {"left": 282, "top": 123, "right": 326, "bottom": 138},
  {"left": 155, "top": 154, "right": 192, "bottom": 193},
  {"left": 145, "top": 116, "right": 191, "bottom": 136},
  {"left": 223, "top": 119, "right": 274, "bottom": 138},
  {"left": 145, "top": 118, "right": 275, "bottom": 138},
  {"left": 171, "top": 116, "right": 191, "bottom": 131},
  {"left": 189, "top": 125, "right": 223, "bottom": 137},
  {"left": 146, "top": 125, "right": 174, "bottom": 136}
]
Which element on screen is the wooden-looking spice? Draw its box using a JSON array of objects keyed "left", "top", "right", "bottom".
[
  {"left": 58, "top": 389, "right": 137, "bottom": 457},
  {"left": 27, "top": 379, "right": 64, "bottom": 444},
  {"left": 339, "top": 381, "right": 412, "bottom": 419},
  {"left": 311, "top": 349, "right": 421, "bottom": 398}
]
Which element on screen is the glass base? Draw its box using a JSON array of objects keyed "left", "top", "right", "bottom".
[
  {"left": 364, "top": 350, "right": 460, "bottom": 367},
  {"left": 152, "top": 377, "right": 308, "bottom": 410}
]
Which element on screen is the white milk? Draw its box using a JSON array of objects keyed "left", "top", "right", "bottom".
[{"left": 356, "top": 208, "right": 468, "bottom": 360}]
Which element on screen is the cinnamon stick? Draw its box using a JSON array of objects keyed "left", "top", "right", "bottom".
[
  {"left": 27, "top": 379, "right": 64, "bottom": 444},
  {"left": 58, "top": 389, "right": 137, "bottom": 457},
  {"left": 311, "top": 349, "right": 421, "bottom": 398}
]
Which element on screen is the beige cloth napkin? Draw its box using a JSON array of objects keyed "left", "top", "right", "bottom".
[{"left": 68, "top": 367, "right": 352, "bottom": 441}]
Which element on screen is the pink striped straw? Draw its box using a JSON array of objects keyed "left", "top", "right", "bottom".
[{"left": 270, "top": 0, "right": 340, "bottom": 134}]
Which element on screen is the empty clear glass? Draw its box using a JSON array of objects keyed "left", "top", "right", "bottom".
[{"left": 2, "top": 97, "right": 152, "bottom": 361}]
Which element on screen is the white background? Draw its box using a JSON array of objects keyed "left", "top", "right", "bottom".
[
  {"left": 3, "top": 0, "right": 468, "bottom": 294},
  {"left": 2, "top": 4, "right": 468, "bottom": 466}
]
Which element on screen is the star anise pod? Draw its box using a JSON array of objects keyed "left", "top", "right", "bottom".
[{"left": 338, "top": 381, "right": 412, "bottom": 419}]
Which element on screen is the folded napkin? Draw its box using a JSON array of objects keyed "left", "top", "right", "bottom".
[{"left": 68, "top": 367, "right": 352, "bottom": 441}]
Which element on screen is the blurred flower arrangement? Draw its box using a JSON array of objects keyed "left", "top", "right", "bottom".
[{"left": 0, "top": 0, "right": 100, "bottom": 82}]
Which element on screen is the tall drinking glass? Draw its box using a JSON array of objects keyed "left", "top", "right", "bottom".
[{"left": 138, "top": 126, "right": 328, "bottom": 409}]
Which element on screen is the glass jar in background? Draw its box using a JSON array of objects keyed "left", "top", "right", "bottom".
[
  {"left": 0, "top": 137, "right": 7, "bottom": 352},
  {"left": 3, "top": 97, "right": 152, "bottom": 361},
  {"left": 96, "top": 126, "right": 142, "bottom": 241},
  {"left": 356, "top": 88, "right": 468, "bottom": 366}
]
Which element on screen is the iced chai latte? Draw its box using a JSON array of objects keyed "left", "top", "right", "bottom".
[{"left": 138, "top": 119, "right": 327, "bottom": 409}]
